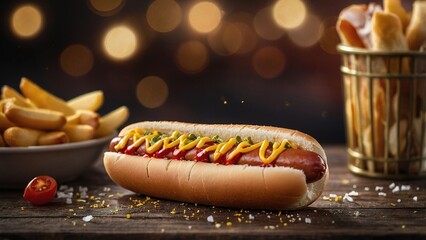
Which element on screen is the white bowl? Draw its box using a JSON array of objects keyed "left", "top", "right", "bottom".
[{"left": 0, "top": 132, "right": 115, "bottom": 189}]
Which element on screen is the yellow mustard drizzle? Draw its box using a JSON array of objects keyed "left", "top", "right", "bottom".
[{"left": 115, "top": 128, "right": 297, "bottom": 164}]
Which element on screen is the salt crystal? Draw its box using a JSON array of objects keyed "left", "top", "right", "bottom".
[
  {"left": 375, "top": 186, "right": 384, "bottom": 191},
  {"left": 82, "top": 215, "right": 93, "bottom": 222},
  {"left": 378, "top": 192, "right": 387, "bottom": 197},
  {"left": 389, "top": 183, "right": 396, "bottom": 189},
  {"left": 305, "top": 218, "right": 312, "bottom": 224},
  {"left": 413, "top": 196, "right": 418, "bottom": 201},
  {"left": 397, "top": 199, "right": 401, "bottom": 203},
  {"left": 354, "top": 211, "right": 360, "bottom": 217},
  {"left": 249, "top": 214, "right": 255, "bottom": 220},
  {"left": 392, "top": 186, "right": 400, "bottom": 193},
  {"left": 348, "top": 191, "right": 359, "bottom": 196},
  {"left": 329, "top": 193, "right": 338, "bottom": 198},
  {"left": 343, "top": 194, "right": 354, "bottom": 202},
  {"left": 207, "top": 215, "right": 214, "bottom": 223},
  {"left": 66, "top": 198, "right": 72, "bottom": 204},
  {"left": 364, "top": 187, "right": 370, "bottom": 191},
  {"left": 401, "top": 185, "right": 411, "bottom": 191}
]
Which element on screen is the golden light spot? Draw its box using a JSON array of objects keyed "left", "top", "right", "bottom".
[
  {"left": 103, "top": 25, "right": 138, "bottom": 60},
  {"left": 188, "top": 1, "right": 222, "bottom": 34},
  {"left": 234, "top": 22, "right": 257, "bottom": 55},
  {"left": 288, "top": 14, "right": 323, "bottom": 47},
  {"left": 207, "top": 22, "right": 242, "bottom": 56},
  {"left": 273, "top": 0, "right": 307, "bottom": 30},
  {"left": 147, "top": 0, "right": 182, "bottom": 33},
  {"left": 253, "top": 7, "right": 284, "bottom": 41},
  {"left": 89, "top": 0, "right": 125, "bottom": 16},
  {"left": 11, "top": 5, "right": 43, "bottom": 38},
  {"left": 252, "top": 46, "right": 286, "bottom": 79},
  {"left": 60, "top": 44, "right": 94, "bottom": 77},
  {"left": 175, "top": 41, "right": 209, "bottom": 74},
  {"left": 136, "top": 76, "right": 169, "bottom": 109}
]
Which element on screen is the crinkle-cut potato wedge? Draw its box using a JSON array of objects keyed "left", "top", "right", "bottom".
[
  {"left": 3, "top": 127, "right": 45, "bottom": 147},
  {"left": 95, "top": 106, "right": 129, "bottom": 138},
  {"left": 20, "top": 77, "right": 75, "bottom": 116},
  {"left": 61, "top": 124, "right": 95, "bottom": 142},
  {"left": 3, "top": 101, "right": 66, "bottom": 130},
  {"left": 1, "top": 85, "right": 36, "bottom": 108},
  {"left": 67, "top": 90, "right": 104, "bottom": 111}
]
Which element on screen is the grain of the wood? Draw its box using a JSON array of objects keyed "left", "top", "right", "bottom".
[{"left": 0, "top": 145, "right": 425, "bottom": 239}]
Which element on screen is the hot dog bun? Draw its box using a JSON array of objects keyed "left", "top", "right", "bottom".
[{"left": 103, "top": 121, "right": 328, "bottom": 210}]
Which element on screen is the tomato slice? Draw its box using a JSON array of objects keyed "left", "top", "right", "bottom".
[{"left": 23, "top": 175, "right": 57, "bottom": 205}]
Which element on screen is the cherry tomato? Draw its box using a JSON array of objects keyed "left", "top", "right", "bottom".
[{"left": 23, "top": 175, "right": 57, "bottom": 205}]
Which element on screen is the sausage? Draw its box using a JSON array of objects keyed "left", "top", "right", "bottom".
[{"left": 109, "top": 137, "right": 326, "bottom": 183}]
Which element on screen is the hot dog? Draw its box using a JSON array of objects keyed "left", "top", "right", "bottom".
[{"left": 103, "top": 121, "right": 328, "bottom": 210}]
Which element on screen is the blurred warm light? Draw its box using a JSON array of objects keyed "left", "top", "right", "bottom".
[
  {"left": 188, "top": 1, "right": 222, "bottom": 34},
  {"left": 147, "top": 0, "right": 182, "bottom": 33},
  {"left": 89, "top": 0, "right": 125, "bottom": 16},
  {"left": 103, "top": 25, "right": 138, "bottom": 60},
  {"left": 320, "top": 26, "right": 339, "bottom": 54},
  {"left": 234, "top": 22, "right": 257, "bottom": 55},
  {"left": 136, "top": 76, "right": 169, "bottom": 109},
  {"left": 252, "top": 46, "right": 286, "bottom": 79},
  {"left": 60, "top": 44, "right": 94, "bottom": 77},
  {"left": 11, "top": 5, "right": 43, "bottom": 38},
  {"left": 207, "top": 22, "right": 242, "bottom": 56},
  {"left": 253, "top": 7, "right": 284, "bottom": 41},
  {"left": 176, "top": 41, "right": 209, "bottom": 74},
  {"left": 288, "top": 14, "right": 323, "bottom": 47},
  {"left": 272, "top": 0, "right": 307, "bottom": 30}
]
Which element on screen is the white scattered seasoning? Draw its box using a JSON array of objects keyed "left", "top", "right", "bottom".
[
  {"left": 82, "top": 215, "right": 93, "bottom": 222},
  {"left": 392, "top": 186, "right": 400, "bottom": 193},
  {"left": 378, "top": 192, "right": 387, "bottom": 197},
  {"left": 215, "top": 223, "right": 221, "bottom": 228},
  {"left": 248, "top": 214, "right": 255, "bottom": 220},
  {"left": 397, "top": 199, "right": 401, "bottom": 203},
  {"left": 329, "top": 193, "right": 338, "bottom": 198},
  {"left": 401, "top": 185, "right": 411, "bottom": 191},
  {"left": 364, "top": 187, "right": 370, "bottom": 191},
  {"left": 188, "top": 226, "right": 192, "bottom": 230},
  {"left": 353, "top": 184, "right": 357, "bottom": 189},
  {"left": 389, "top": 182, "right": 396, "bottom": 189},
  {"left": 348, "top": 191, "right": 359, "bottom": 196},
  {"left": 343, "top": 194, "right": 354, "bottom": 202},
  {"left": 375, "top": 186, "right": 384, "bottom": 191},
  {"left": 413, "top": 196, "right": 418, "bottom": 202},
  {"left": 305, "top": 218, "right": 312, "bottom": 224},
  {"left": 66, "top": 198, "right": 72, "bottom": 204},
  {"left": 354, "top": 211, "right": 360, "bottom": 217},
  {"left": 207, "top": 215, "right": 214, "bottom": 223}
]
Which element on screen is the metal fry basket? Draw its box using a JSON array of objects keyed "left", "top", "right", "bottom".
[{"left": 338, "top": 45, "right": 426, "bottom": 179}]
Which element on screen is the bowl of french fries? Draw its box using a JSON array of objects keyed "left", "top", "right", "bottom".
[
  {"left": 337, "top": 0, "right": 426, "bottom": 178},
  {"left": 0, "top": 77, "right": 129, "bottom": 188}
]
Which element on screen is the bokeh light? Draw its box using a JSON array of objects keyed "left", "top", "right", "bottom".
[
  {"left": 253, "top": 7, "right": 284, "bottom": 41},
  {"left": 60, "top": 44, "right": 94, "bottom": 77},
  {"left": 147, "top": 0, "right": 182, "bottom": 33},
  {"left": 103, "top": 25, "right": 138, "bottom": 60},
  {"left": 136, "top": 76, "right": 169, "bottom": 109},
  {"left": 272, "top": 0, "right": 307, "bottom": 30},
  {"left": 207, "top": 22, "right": 242, "bottom": 56},
  {"left": 88, "top": 0, "right": 125, "bottom": 16},
  {"left": 234, "top": 21, "right": 257, "bottom": 55},
  {"left": 319, "top": 18, "right": 340, "bottom": 54},
  {"left": 288, "top": 14, "right": 323, "bottom": 47},
  {"left": 252, "top": 46, "right": 286, "bottom": 79},
  {"left": 11, "top": 5, "right": 43, "bottom": 38},
  {"left": 188, "top": 1, "right": 222, "bottom": 34},
  {"left": 175, "top": 41, "right": 209, "bottom": 74}
]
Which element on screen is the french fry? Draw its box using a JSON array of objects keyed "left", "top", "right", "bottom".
[
  {"left": 66, "top": 113, "right": 81, "bottom": 125},
  {"left": 61, "top": 124, "right": 95, "bottom": 142},
  {"left": 67, "top": 90, "right": 104, "bottom": 111},
  {"left": 0, "top": 112, "right": 16, "bottom": 132},
  {"left": 383, "top": 0, "right": 410, "bottom": 32},
  {"left": 406, "top": 1, "right": 426, "bottom": 51},
  {"left": 19, "top": 77, "right": 75, "bottom": 116},
  {"left": 1, "top": 85, "right": 36, "bottom": 108},
  {"left": 3, "top": 100, "right": 66, "bottom": 130},
  {"left": 95, "top": 106, "right": 129, "bottom": 137},
  {"left": 3, "top": 127, "right": 45, "bottom": 147},
  {"left": 77, "top": 110, "right": 100, "bottom": 129},
  {"left": 38, "top": 131, "right": 69, "bottom": 145},
  {"left": 0, "top": 134, "right": 5, "bottom": 147}
]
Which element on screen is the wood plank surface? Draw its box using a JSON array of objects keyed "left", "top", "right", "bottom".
[{"left": 0, "top": 146, "right": 425, "bottom": 239}]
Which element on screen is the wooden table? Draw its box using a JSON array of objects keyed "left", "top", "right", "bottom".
[{"left": 0, "top": 146, "right": 425, "bottom": 239}]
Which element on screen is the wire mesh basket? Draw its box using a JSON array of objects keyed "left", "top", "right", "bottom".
[{"left": 338, "top": 45, "right": 426, "bottom": 179}]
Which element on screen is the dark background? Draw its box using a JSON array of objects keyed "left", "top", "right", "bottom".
[{"left": 0, "top": 0, "right": 391, "bottom": 144}]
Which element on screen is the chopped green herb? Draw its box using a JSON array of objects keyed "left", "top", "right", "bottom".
[
  {"left": 236, "top": 136, "right": 243, "bottom": 143},
  {"left": 212, "top": 135, "right": 223, "bottom": 143}
]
